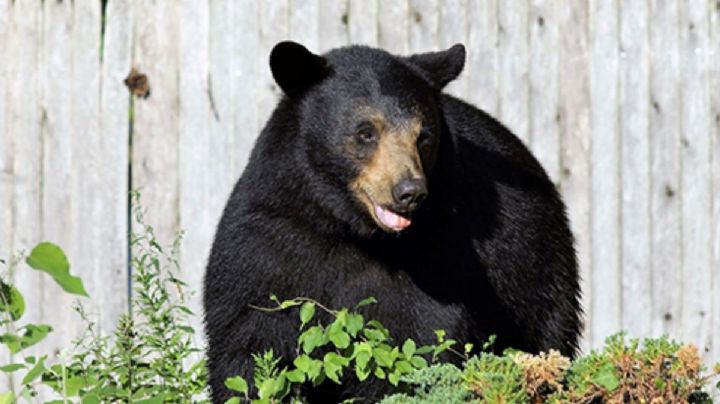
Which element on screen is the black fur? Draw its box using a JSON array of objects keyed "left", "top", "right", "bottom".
[{"left": 204, "top": 42, "right": 582, "bottom": 403}]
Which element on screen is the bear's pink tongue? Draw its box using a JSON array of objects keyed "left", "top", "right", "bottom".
[{"left": 374, "top": 204, "right": 411, "bottom": 231}]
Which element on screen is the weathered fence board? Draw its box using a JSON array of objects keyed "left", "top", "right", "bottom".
[
  {"left": 97, "top": 0, "right": 132, "bottom": 334},
  {"left": 498, "top": 1, "right": 529, "bottom": 143},
  {"left": 649, "top": 0, "right": 682, "bottom": 339},
  {"left": 465, "top": 0, "right": 499, "bottom": 116},
  {"left": 2, "top": 0, "right": 720, "bottom": 392},
  {"left": 132, "top": 1, "right": 181, "bottom": 246},
  {"left": 589, "top": 0, "right": 621, "bottom": 347},
  {"left": 7, "top": 0, "right": 43, "bottom": 365},
  {"left": 39, "top": 0, "right": 76, "bottom": 364},
  {"left": 378, "top": 0, "right": 408, "bottom": 54},
  {"left": 529, "top": 0, "right": 560, "bottom": 183},
  {"left": 557, "top": 1, "right": 593, "bottom": 352},
  {"left": 179, "top": 0, "right": 211, "bottom": 353},
  {"left": 710, "top": 0, "right": 720, "bottom": 375},
  {"left": 679, "top": 0, "right": 714, "bottom": 355},
  {"left": 619, "top": 0, "right": 652, "bottom": 338},
  {"left": 0, "top": 0, "right": 11, "bottom": 382}
]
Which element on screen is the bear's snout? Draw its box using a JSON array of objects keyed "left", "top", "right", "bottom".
[{"left": 392, "top": 177, "right": 427, "bottom": 212}]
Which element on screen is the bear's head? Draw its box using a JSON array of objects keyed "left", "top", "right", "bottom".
[{"left": 269, "top": 41, "right": 465, "bottom": 236}]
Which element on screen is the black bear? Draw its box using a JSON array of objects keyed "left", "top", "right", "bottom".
[{"left": 204, "top": 41, "right": 582, "bottom": 403}]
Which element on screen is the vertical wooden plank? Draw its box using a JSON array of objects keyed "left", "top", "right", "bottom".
[
  {"left": 588, "top": 0, "right": 621, "bottom": 348},
  {"left": 407, "top": 0, "right": 438, "bottom": 54},
  {"left": 558, "top": 1, "right": 592, "bottom": 352},
  {"left": 73, "top": 0, "right": 126, "bottom": 342},
  {"left": 378, "top": 0, "right": 408, "bottom": 54},
  {"left": 648, "top": 0, "right": 682, "bottom": 339},
  {"left": 38, "top": 0, "right": 74, "bottom": 365},
  {"left": 348, "top": 0, "right": 378, "bottom": 46},
  {"left": 466, "top": 0, "right": 498, "bottom": 115},
  {"left": 207, "top": 0, "right": 234, "bottom": 201},
  {"left": 233, "top": 1, "right": 261, "bottom": 178},
  {"left": 498, "top": 0, "right": 529, "bottom": 143},
  {"left": 0, "top": 0, "right": 12, "bottom": 390},
  {"left": 0, "top": 0, "right": 11, "bottom": 259},
  {"left": 529, "top": 0, "right": 560, "bottom": 183},
  {"left": 438, "top": 0, "right": 467, "bottom": 98},
  {"left": 132, "top": 0, "right": 180, "bottom": 245},
  {"left": 179, "top": 0, "right": 210, "bottom": 353},
  {"left": 619, "top": 0, "right": 651, "bottom": 337},
  {"left": 290, "top": 0, "right": 319, "bottom": 51},
  {"left": 98, "top": 0, "right": 132, "bottom": 335},
  {"left": 678, "top": 0, "right": 713, "bottom": 354},
  {"left": 710, "top": 0, "right": 720, "bottom": 374},
  {"left": 318, "top": 0, "right": 348, "bottom": 52},
  {"left": 258, "top": 0, "right": 289, "bottom": 131},
  {"left": 7, "top": 0, "right": 43, "bottom": 357}
]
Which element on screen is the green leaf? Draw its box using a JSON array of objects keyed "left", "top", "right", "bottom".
[
  {"left": 225, "top": 398, "right": 241, "bottom": 404},
  {"left": 0, "top": 363, "right": 24, "bottom": 372},
  {"left": 307, "top": 359, "right": 323, "bottom": 382},
  {"left": 133, "top": 396, "right": 164, "bottom": 404},
  {"left": 434, "top": 329, "right": 446, "bottom": 342},
  {"left": 363, "top": 328, "right": 386, "bottom": 343},
  {"left": 355, "top": 364, "right": 370, "bottom": 381},
  {"left": 299, "top": 326, "right": 326, "bottom": 354},
  {"left": 410, "top": 356, "right": 428, "bottom": 369},
  {"left": 355, "top": 297, "right": 377, "bottom": 308},
  {"left": 323, "top": 353, "right": 347, "bottom": 384},
  {"left": 394, "top": 360, "right": 413, "bottom": 374},
  {"left": 293, "top": 354, "right": 312, "bottom": 372},
  {"left": 258, "top": 378, "right": 276, "bottom": 399},
  {"left": 81, "top": 394, "right": 101, "bottom": 404},
  {"left": 328, "top": 329, "right": 350, "bottom": 349},
  {"left": 63, "top": 376, "right": 86, "bottom": 396},
  {"left": 402, "top": 339, "right": 416, "bottom": 358},
  {"left": 374, "top": 367, "right": 386, "bottom": 379},
  {"left": 21, "top": 355, "right": 46, "bottom": 385},
  {"left": 592, "top": 363, "right": 620, "bottom": 391},
  {"left": 1, "top": 324, "right": 52, "bottom": 354},
  {"left": 0, "top": 392, "right": 14, "bottom": 404},
  {"left": 26, "top": 243, "right": 89, "bottom": 297},
  {"left": 299, "top": 302, "right": 315, "bottom": 328},
  {"left": 20, "top": 324, "right": 52, "bottom": 351},
  {"left": 353, "top": 342, "right": 373, "bottom": 370},
  {"left": 415, "top": 345, "right": 434, "bottom": 355},
  {"left": 388, "top": 370, "right": 401, "bottom": 386},
  {"left": 345, "top": 313, "right": 364, "bottom": 337},
  {"left": 225, "top": 376, "right": 248, "bottom": 394},
  {"left": 284, "top": 369, "right": 305, "bottom": 383},
  {"left": 373, "top": 346, "right": 394, "bottom": 368},
  {"left": 0, "top": 281, "right": 25, "bottom": 321}
]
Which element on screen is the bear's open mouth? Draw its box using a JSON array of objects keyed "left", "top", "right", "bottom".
[{"left": 372, "top": 203, "right": 411, "bottom": 232}]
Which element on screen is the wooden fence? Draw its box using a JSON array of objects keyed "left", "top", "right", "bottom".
[{"left": 1, "top": 0, "right": 719, "bottom": 389}]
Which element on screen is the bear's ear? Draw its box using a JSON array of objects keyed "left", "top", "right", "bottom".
[
  {"left": 406, "top": 44, "right": 466, "bottom": 89},
  {"left": 270, "top": 41, "right": 329, "bottom": 95}
]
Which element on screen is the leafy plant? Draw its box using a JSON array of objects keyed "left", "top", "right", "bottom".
[
  {"left": 0, "top": 242, "right": 88, "bottom": 402},
  {"left": 225, "top": 295, "right": 454, "bottom": 403},
  {"left": 0, "top": 195, "right": 207, "bottom": 402}
]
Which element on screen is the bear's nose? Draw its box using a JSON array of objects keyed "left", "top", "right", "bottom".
[{"left": 392, "top": 178, "right": 428, "bottom": 211}]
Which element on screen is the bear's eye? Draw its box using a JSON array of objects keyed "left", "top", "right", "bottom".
[
  {"left": 355, "top": 126, "right": 378, "bottom": 143},
  {"left": 418, "top": 131, "right": 435, "bottom": 147}
]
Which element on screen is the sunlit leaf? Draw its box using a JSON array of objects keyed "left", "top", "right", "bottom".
[{"left": 26, "top": 243, "right": 88, "bottom": 297}]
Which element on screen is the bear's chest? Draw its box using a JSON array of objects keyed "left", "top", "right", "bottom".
[{"left": 308, "top": 240, "right": 484, "bottom": 346}]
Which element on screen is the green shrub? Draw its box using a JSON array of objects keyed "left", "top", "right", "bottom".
[{"left": 0, "top": 199, "right": 207, "bottom": 403}]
